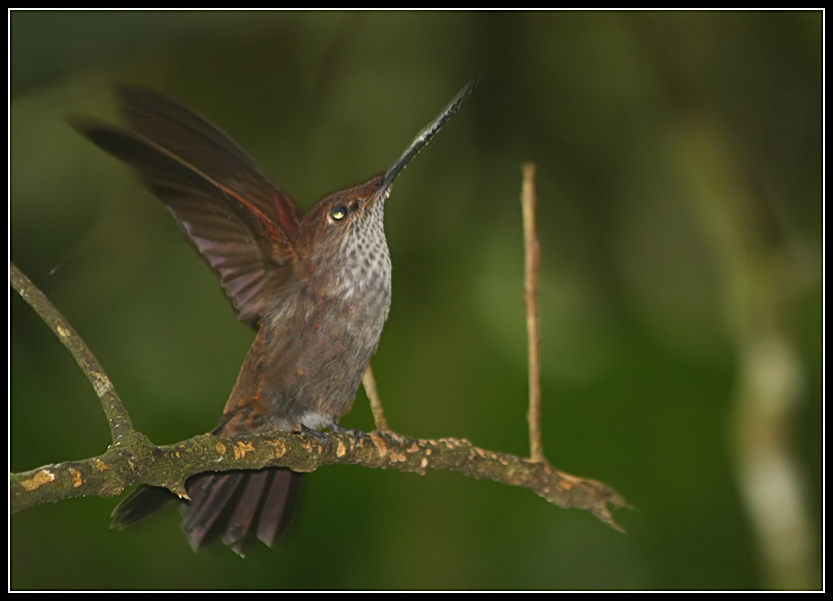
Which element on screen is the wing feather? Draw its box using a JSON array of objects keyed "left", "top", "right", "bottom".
[{"left": 75, "top": 87, "right": 304, "bottom": 328}]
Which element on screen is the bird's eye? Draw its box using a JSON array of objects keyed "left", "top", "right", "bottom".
[{"left": 330, "top": 203, "right": 349, "bottom": 222}]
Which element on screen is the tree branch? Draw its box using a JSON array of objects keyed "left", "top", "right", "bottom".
[
  {"left": 10, "top": 162, "right": 630, "bottom": 534},
  {"left": 10, "top": 427, "right": 628, "bottom": 531},
  {"left": 10, "top": 261, "right": 135, "bottom": 444}
]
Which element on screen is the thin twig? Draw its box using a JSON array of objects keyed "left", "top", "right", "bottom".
[
  {"left": 362, "top": 364, "right": 390, "bottom": 431},
  {"left": 521, "top": 163, "right": 544, "bottom": 463},
  {"left": 10, "top": 261, "right": 134, "bottom": 443}
]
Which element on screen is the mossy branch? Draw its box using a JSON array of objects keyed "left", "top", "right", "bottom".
[{"left": 10, "top": 165, "right": 629, "bottom": 534}]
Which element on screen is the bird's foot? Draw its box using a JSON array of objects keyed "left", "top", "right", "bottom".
[
  {"left": 299, "top": 424, "right": 332, "bottom": 452},
  {"left": 327, "top": 422, "right": 366, "bottom": 448}
]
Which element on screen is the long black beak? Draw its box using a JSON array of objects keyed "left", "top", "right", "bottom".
[{"left": 382, "top": 80, "right": 477, "bottom": 190}]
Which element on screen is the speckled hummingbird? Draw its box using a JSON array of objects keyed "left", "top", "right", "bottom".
[{"left": 76, "top": 81, "right": 475, "bottom": 555}]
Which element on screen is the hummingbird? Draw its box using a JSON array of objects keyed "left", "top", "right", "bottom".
[{"left": 76, "top": 81, "right": 475, "bottom": 555}]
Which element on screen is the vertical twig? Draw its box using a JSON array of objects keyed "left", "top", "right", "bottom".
[
  {"left": 10, "top": 261, "right": 135, "bottom": 443},
  {"left": 520, "top": 163, "right": 544, "bottom": 463},
  {"left": 363, "top": 364, "right": 390, "bottom": 432}
]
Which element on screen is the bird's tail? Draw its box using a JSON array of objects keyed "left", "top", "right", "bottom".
[{"left": 111, "top": 468, "right": 300, "bottom": 556}]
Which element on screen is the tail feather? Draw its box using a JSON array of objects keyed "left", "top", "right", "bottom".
[
  {"left": 110, "top": 467, "right": 300, "bottom": 556},
  {"left": 219, "top": 470, "right": 271, "bottom": 553},
  {"left": 181, "top": 472, "right": 245, "bottom": 551},
  {"left": 111, "top": 485, "right": 175, "bottom": 529},
  {"left": 256, "top": 469, "right": 297, "bottom": 546}
]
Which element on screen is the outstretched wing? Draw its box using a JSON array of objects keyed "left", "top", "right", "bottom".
[{"left": 75, "top": 86, "right": 304, "bottom": 329}]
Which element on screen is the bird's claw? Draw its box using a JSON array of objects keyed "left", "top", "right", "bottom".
[
  {"left": 327, "top": 422, "right": 366, "bottom": 448},
  {"left": 299, "top": 425, "right": 332, "bottom": 452}
]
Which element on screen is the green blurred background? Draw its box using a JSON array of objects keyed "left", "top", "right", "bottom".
[{"left": 10, "top": 10, "right": 822, "bottom": 590}]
